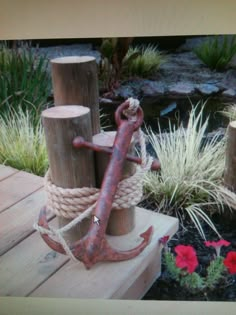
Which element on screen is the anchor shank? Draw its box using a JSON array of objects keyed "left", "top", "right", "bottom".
[{"left": 90, "top": 120, "right": 136, "bottom": 236}]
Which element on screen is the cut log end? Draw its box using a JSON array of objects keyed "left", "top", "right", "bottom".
[
  {"left": 230, "top": 121, "right": 236, "bottom": 128},
  {"left": 51, "top": 56, "right": 95, "bottom": 64},
  {"left": 42, "top": 105, "right": 90, "bottom": 119},
  {"left": 93, "top": 131, "right": 116, "bottom": 147}
]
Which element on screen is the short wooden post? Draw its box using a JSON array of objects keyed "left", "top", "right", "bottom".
[
  {"left": 51, "top": 56, "right": 100, "bottom": 135},
  {"left": 42, "top": 105, "right": 96, "bottom": 242},
  {"left": 93, "top": 132, "right": 136, "bottom": 236},
  {"left": 224, "top": 121, "right": 236, "bottom": 191}
]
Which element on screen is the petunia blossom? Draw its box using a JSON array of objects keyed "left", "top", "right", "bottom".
[
  {"left": 175, "top": 245, "right": 199, "bottom": 274},
  {"left": 204, "top": 240, "right": 230, "bottom": 257},
  {"left": 159, "top": 235, "right": 170, "bottom": 253},
  {"left": 223, "top": 251, "right": 236, "bottom": 274},
  {"left": 159, "top": 235, "right": 170, "bottom": 246}
]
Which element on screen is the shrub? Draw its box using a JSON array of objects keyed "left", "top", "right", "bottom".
[
  {"left": 122, "top": 44, "right": 165, "bottom": 77},
  {"left": 194, "top": 35, "right": 236, "bottom": 71},
  {"left": 144, "top": 103, "right": 230, "bottom": 238},
  {"left": 0, "top": 42, "right": 51, "bottom": 120},
  {"left": 0, "top": 108, "right": 48, "bottom": 176},
  {"left": 99, "top": 37, "right": 134, "bottom": 91}
]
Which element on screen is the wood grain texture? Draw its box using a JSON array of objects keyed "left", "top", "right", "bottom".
[
  {"left": 51, "top": 57, "right": 100, "bottom": 135},
  {"left": 1, "top": 0, "right": 236, "bottom": 39},
  {"left": 0, "top": 171, "right": 43, "bottom": 213},
  {"left": 0, "top": 165, "right": 19, "bottom": 181},
  {"left": 42, "top": 106, "right": 96, "bottom": 188},
  {"left": 0, "top": 189, "right": 47, "bottom": 256},
  {"left": 30, "top": 208, "right": 178, "bottom": 299},
  {"left": 0, "top": 219, "right": 69, "bottom": 297}
]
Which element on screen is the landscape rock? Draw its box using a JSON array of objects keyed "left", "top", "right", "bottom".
[
  {"left": 114, "top": 85, "right": 136, "bottom": 99},
  {"left": 168, "top": 82, "right": 195, "bottom": 95},
  {"left": 222, "top": 89, "right": 236, "bottom": 97},
  {"left": 196, "top": 84, "right": 220, "bottom": 95},
  {"left": 222, "top": 69, "right": 236, "bottom": 90},
  {"left": 140, "top": 81, "right": 166, "bottom": 96}
]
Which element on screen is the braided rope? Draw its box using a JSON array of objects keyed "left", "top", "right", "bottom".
[{"left": 34, "top": 98, "right": 153, "bottom": 260}]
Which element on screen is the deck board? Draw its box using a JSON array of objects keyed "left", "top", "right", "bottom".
[
  {"left": 0, "top": 219, "right": 69, "bottom": 297},
  {"left": 0, "top": 189, "right": 48, "bottom": 255},
  {"left": 0, "top": 165, "right": 19, "bottom": 181},
  {"left": 0, "top": 171, "right": 43, "bottom": 213}
]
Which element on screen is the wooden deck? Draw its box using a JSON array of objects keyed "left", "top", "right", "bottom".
[{"left": 0, "top": 165, "right": 178, "bottom": 299}]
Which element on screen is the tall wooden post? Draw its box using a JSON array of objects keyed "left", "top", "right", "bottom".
[
  {"left": 51, "top": 56, "right": 100, "bottom": 135},
  {"left": 224, "top": 121, "right": 236, "bottom": 191},
  {"left": 42, "top": 105, "right": 96, "bottom": 242},
  {"left": 93, "top": 132, "right": 136, "bottom": 236}
]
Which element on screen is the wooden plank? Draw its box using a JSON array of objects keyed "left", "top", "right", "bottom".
[
  {"left": 0, "top": 165, "right": 19, "bottom": 181},
  {"left": 0, "top": 189, "right": 48, "bottom": 255},
  {"left": 0, "top": 171, "right": 43, "bottom": 213},
  {"left": 1, "top": 1, "right": 236, "bottom": 40},
  {"left": 1, "top": 298, "right": 236, "bottom": 315},
  {"left": 31, "top": 208, "right": 178, "bottom": 299},
  {"left": 0, "top": 221, "right": 69, "bottom": 297}
]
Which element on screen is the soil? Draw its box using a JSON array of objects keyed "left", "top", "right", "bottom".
[{"left": 142, "top": 210, "right": 236, "bottom": 301}]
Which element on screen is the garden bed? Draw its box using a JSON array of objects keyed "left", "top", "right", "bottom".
[{"left": 143, "top": 213, "right": 236, "bottom": 301}]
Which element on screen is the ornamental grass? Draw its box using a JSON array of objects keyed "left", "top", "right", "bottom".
[
  {"left": 144, "top": 104, "right": 235, "bottom": 239},
  {"left": 0, "top": 42, "right": 51, "bottom": 121},
  {"left": 122, "top": 44, "right": 165, "bottom": 78},
  {"left": 194, "top": 35, "right": 236, "bottom": 71},
  {"left": 0, "top": 108, "right": 48, "bottom": 176}
]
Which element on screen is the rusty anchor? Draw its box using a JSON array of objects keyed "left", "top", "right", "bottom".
[{"left": 37, "top": 101, "right": 155, "bottom": 269}]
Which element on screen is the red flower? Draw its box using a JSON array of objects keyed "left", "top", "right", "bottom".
[
  {"left": 175, "top": 245, "right": 198, "bottom": 274},
  {"left": 224, "top": 251, "right": 236, "bottom": 274},
  {"left": 204, "top": 240, "right": 230, "bottom": 256},
  {"left": 159, "top": 235, "right": 170, "bottom": 246}
]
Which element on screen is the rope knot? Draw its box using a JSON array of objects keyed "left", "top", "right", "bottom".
[{"left": 123, "top": 97, "right": 140, "bottom": 121}]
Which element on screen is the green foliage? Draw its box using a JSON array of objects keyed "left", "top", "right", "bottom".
[
  {"left": 164, "top": 249, "right": 227, "bottom": 293},
  {"left": 0, "top": 42, "right": 51, "bottom": 120},
  {"left": 164, "top": 251, "right": 181, "bottom": 280},
  {"left": 144, "top": 103, "right": 228, "bottom": 239},
  {"left": 99, "top": 39, "right": 164, "bottom": 90},
  {"left": 194, "top": 35, "right": 236, "bottom": 71},
  {"left": 122, "top": 45, "right": 165, "bottom": 77},
  {"left": 0, "top": 108, "right": 48, "bottom": 176},
  {"left": 100, "top": 38, "right": 118, "bottom": 61},
  {"left": 179, "top": 272, "right": 205, "bottom": 291},
  {"left": 205, "top": 256, "right": 226, "bottom": 288},
  {"left": 99, "top": 39, "right": 117, "bottom": 91}
]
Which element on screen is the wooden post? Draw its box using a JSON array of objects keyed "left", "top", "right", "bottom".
[
  {"left": 42, "top": 105, "right": 96, "bottom": 242},
  {"left": 224, "top": 121, "right": 236, "bottom": 191},
  {"left": 93, "top": 132, "right": 136, "bottom": 236},
  {"left": 51, "top": 56, "right": 100, "bottom": 135}
]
